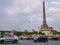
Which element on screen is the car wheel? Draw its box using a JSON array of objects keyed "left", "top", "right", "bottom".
[
  {"left": 13, "top": 40, "right": 18, "bottom": 43},
  {"left": 0, "top": 40, "right": 4, "bottom": 44},
  {"left": 34, "top": 40, "right": 37, "bottom": 42}
]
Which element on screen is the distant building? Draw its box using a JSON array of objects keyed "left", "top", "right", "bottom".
[
  {"left": 0, "top": 30, "right": 15, "bottom": 36},
  {"left": 40, "top": 1, "right": 53, "bottom": 36},
  {"left": 0, "top": 30, "right": 11, "bottom": 33}
]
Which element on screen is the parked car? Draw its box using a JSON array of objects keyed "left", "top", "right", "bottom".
[
  {"left": 33, "top": 36, "right": 48, "bottom": 42},
  {"left": 51, "top": 37, "right": 60, "bottom": 40},
  {"left": 26, "top": 36, "right": 33, "bottom": 40},
  {"left": 19, "top": 36, "right": 27, "bottom": 40},
  {"left": 0, "top": 35, "right": 19, "bottom": 43}
]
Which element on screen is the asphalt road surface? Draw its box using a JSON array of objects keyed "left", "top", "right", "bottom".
[{"left": 0, "top": 40, "right": 60, "bottom": 45}]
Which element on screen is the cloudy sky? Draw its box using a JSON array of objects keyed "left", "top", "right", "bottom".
[{"left": 0, "top": 0, "right": 60, "bottom": 31}]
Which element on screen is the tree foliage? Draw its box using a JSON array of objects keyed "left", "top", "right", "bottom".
[{"left": 51, "top": 30, "right": 60, "bottom": 34}]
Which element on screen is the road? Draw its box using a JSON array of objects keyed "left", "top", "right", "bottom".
[{"left": 0, "top": 40, "right": 60, "bottom": 45}]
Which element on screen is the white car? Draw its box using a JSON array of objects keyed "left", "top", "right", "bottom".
[
  {"left": 19, "top": 36, "right": 27, "bottom": 40},
  {"left": 0, "top": 35, "right": 19, "bottom": 43}
]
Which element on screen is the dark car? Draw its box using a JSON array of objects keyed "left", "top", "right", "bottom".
[
  {"left": 33, "top": 36, "right": 48, "bottom": 42},
  {"left": 51, "top": 37, "right": 60, "bottom": 40}
]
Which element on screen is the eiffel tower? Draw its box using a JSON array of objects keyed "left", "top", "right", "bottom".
[
  {"left": 40, "top": 1, "right": 53, "bottom": 36},
  {"left": 41, "top": 1, "right": 48, "bottom": 29}
]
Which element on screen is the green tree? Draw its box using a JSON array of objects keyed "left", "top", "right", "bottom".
[
  {"left": 24, "top": 30, "right": 28, "bottom": 36},
  {"left": 51, "top": 30, "right": 58, "bottom": 34}
]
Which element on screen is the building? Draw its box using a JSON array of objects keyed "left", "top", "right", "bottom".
[
  {"left": 40, "top": 1, "right": 53, "bottom": 36},
  {"left": 0, "top": 30, "right": 15, "bottom": 37}
]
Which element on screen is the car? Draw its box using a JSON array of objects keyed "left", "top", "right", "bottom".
[
  {"left": 33, "top": 36, "right": 48, "bottom": 42},
  {"left": 19, "top": 36, "right": 27, "bottom": 40},
  {"left": 0, "top": 35, "right": 19, "bottom": 43},
  {"left": 25, "top": 36, "right": 33, "bottom": 40},
  {"left": 51, "top": 37, "right": 60, "bottom": 40},
  {"left": 26, "top": 37, "right": 33, "bottom": 40}
]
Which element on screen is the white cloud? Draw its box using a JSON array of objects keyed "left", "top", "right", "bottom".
[
  {"left": 46, "top": 17, "right": 55, "bottom": 23},
  {"left": 27, "top": 14, "right": 36, "bottom": 22},
  {"left": 51, "top": 1, "right": 60, "bottom": 4},
  {"left": 48, "top": 7, "right": 60, "bottom": 12},
  {"left": 4, "top": 6, "right": 21, "bottom": 16},
  {"left": 0, "top": 0, "right": 60, "bottom": 31},
  {"left": 4, "top": 0, "right": 42, "bottom": 16},
  {"left": 27, "top": 13, "right": 43, "bottom": 23},
  {"left": 23, "top": 6, "right": 33, "bottom": 14}
]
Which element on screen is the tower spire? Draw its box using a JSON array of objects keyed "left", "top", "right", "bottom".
[
  {"left": 41, "top": 1, "right": 48, "bottom": 28},
  {"left": 43, "top": 1, "right": 46, "bottom": 24}
]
